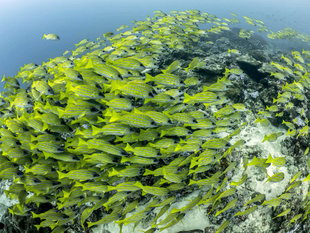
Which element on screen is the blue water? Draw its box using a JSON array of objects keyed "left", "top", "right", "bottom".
[{"left": 0, "top": 0, "right": 310, "bottom": 91}]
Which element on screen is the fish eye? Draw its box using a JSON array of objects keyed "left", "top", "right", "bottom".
[
  {"left": 45, "top": 129, "right": 52, "bottom": 134},
  {"left": 121, "top": 151, "right": 129, "bottom": 157},
  {"left": 33, "top": 178, "right": 41, "bottom": 183},
  {"left": 16, "top": 141, "right": 21, "bottom": 146},
  {"left": 118, "top": 74, "right": 122, "bottom": 79},
  {"left": 93, "top": 173, "right": 100, "bottom": 177},
  {"left": 139, "top": 168, "right": 145, "bottom": 175},
  {"left": 193, "top": 119, "right": 198, "bottom": 123},
  {"left": 180, "top": 80, "right": 184, "bottom": 84},
  {"left": 216, "top": 96, "right": 220, "bottom": 100},
  {"left": 17, "top": 171, "right": 23, "bottom": 176},
  {"left": 168, "top": 119, "right": 173, "bottom": 124},
  {"left": 73, "top": 155, "right": 80, "bottom": 161},
  {"left": 52, "top": 181, "right": 61, "bottom": 186},
  {"left": 90, "top": 107, "right": 98, "bottom": 112},
  {"left": 151, "top": 121, "right": 156, "bottom": 126},
  {"left": 148, "top": 92, "right": 154, "bottom": 97}
]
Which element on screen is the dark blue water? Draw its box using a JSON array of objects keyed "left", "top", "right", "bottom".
[{"left": 1, "top": 0, "right": 309, "bottom": 91}]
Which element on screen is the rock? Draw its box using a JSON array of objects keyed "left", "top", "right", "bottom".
[
  {"left": 177, "top": 229, "right": 204, "bottom": 233},
  {"left": 204, "top": 226, "right": 217, "bottom": 233},
  {"left": 236, "top": 54, "right": 266, "bottom": 82}
]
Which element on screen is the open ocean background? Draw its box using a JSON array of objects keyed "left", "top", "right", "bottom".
[{"left": 0, "top": 0, "right": 310, "bottom": 91}]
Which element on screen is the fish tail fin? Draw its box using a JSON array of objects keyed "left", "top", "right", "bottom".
[
  {"left": 57, "top": 107, "right": 66, "bottom": 118},
  {"left": 183, "top": 92, "right": 192, "bottom": 104},
  {"left": 24, "top": 166, "right": 30, "bottom": 174},
  {"left": 31, "top": 211, "right": 39, "bottom": 219},
  {"left": 91, "top": 125, "right": 101, "bottom": 136},
  {"left": 124, "top": 143, "right": 133, "bottom": 152},
  {"left": 29, "top": 143, "right": 36, "bottom": 151},
  {"left": 30, "top": 135, "right": 37, "bottom": 142},
  {"left": 120, "top": 156, "right": 129, "bottom": 163},
  {"left": 170, "top": 208, "right": 179, "bottom": 214},
  {"left": 187, "top": 169, "right": 195, "bottom": 175},
  {"left": 41, "top": 122, "right": 49, "bottom": 132},
  {"left": 224, "top": 68, "right": 230, "bottom": 77},
  {"left": 87, "top": 222, "right": 96, "bottom": 228},
  {"left": 134, "top": 181, "right": 143, "bottom": 188},
  {"left": 262, "top": 135, "right": 268, "bottom": 143},
  {"left": 190, "top": 159, "right": 198, "bottom": 169},
  {"left": 84, "top": 58, "right": 94, "bottom": 69},
  {"left": 143, "top": 169, "right": 153, "bottom": 176},
  {"left": 174, "top": 144, "right": 182, "bottom": 152},
  {"left": 148, "top": 142, "right": 155, "bottom": 148},
  {"left": 42, "top": 34, "right": 46, "bottom": 39},
  {"left": 57, "top": 170, "right": 65, "bottom": 180},
  {"left": 108, "top": 167, "right": 118, "bottom": 177},
  {"left": 78, "top": 138, "right": 88, "bottom": 147},
  {"left": 109, "top": 110, "right": 121, "bottom": 123},
  {"left": 160, "top": 130, "right": 166, "bottom": 137},
  {"left": 75, "top": 127, "right": 83, "bottom": 136},
  {"left": 110, "top": 79, "right": 123, "bottom": 93},
  {"left": 144, "top": 98, "right": 151, "bottom": 105},
  {"left": 34, "top": 224, "right": 41, "bottom": 231},
  {"left": 43, "top": 151, "right": 51, "bottom": 159},
  {"left": 145, "top": 73, "right": 154, "bottom": 83},
  {"left": 188, "top": 179, "right": 196, "bottom": 186},
  {"left": 57, "top": 202, "right": 63, "bottom": 210}
]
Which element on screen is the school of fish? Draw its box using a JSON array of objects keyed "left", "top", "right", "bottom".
[{"left": 1, "top": 9, "right": 310, "bottom": 233}]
